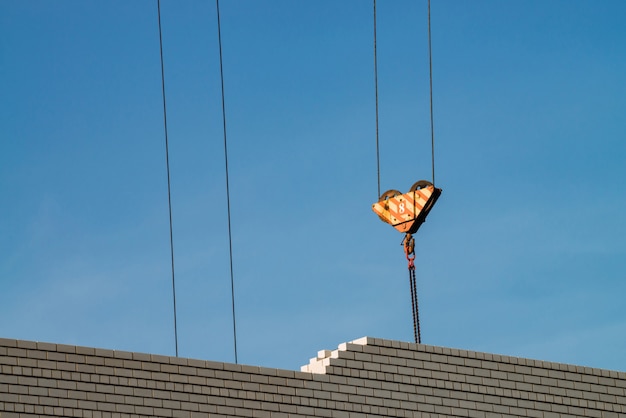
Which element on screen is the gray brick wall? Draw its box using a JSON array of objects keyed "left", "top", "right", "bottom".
[{"left": 1, "top": 336, "right": 625, "bottom": 417}]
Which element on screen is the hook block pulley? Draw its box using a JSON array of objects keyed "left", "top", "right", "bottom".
[{"left": 372, "top": 180, "right": 442, "bottom": 235}]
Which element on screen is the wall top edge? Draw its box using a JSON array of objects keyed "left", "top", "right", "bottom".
[{"left": 2, "top": 336, "right": 624, "bottom": 379}]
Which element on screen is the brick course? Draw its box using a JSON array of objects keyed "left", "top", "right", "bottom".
[{"left": 0, "top": 336, "right": 624, "bottom": 417}]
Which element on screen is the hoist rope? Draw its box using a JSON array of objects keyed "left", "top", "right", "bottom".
[
  {"left": 427, "top": 0, "right": 436, "bottom": 186},
  {"left": 373, "top": 0, "right": 381, "bottom": 198},
  {"left": 373, "top": 0, "right": 437, "bottom": 194},
  {"left": 408, "top": 0, "right": 435, "bottom": 344},
  {"left": 215, "top": 0, "right": 238, "bottom": 365},
  {"left": 156, "top": 0, "right": 179, "bottom": 357}
]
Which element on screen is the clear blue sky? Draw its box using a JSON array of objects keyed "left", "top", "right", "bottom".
[{"left": 1, "top": 1, "right": 625, "bottom": 372}]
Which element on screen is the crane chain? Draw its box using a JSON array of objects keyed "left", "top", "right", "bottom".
[
  {"left": 410, "top": 268, "right": 421, "bottom": 344},
  {"left": 404, "top": 234, "right": 421, "bottom": 344}
]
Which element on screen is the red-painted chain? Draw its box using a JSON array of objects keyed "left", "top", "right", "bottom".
[{"left": 403, "top": 234, "right": 415, "bottom": 269}]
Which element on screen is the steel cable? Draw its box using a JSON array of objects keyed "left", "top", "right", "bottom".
[
  {"left": 427, "top": 0, "right": 436, "bottom": 186},
  {"left": 373, "top": 0, "right": 381, "bottom": 198},
  {"left": 215, "top": 0, "right": 238, "bottom": 365},
  {"left": 157, "top": 0, "right": 179, "bottom": 357}
]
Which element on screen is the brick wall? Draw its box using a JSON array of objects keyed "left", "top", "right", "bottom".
[{"left": 1, "top": 336, "right": 625, "bottom": 417}]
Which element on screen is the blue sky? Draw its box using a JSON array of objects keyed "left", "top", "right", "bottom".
[{"left": 1, "top": 0, "right": 625, "bottom": 373}]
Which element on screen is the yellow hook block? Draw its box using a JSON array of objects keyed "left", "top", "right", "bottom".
[{"left": 372, "top": 180, "right": 442, "bottom": 234}]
